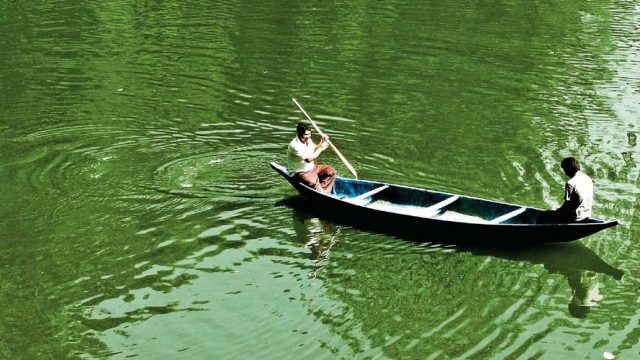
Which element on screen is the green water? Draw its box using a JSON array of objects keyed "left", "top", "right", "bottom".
[{"left": 1, "top": 1, "right": 639, "bottom": 359}]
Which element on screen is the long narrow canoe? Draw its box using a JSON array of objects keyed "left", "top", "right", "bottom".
[{"left": 271, "top": 162, "right": 619, "bottom": 245}]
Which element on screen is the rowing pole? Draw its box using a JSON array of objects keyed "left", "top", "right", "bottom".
[{"left": 291, "top": 98, "right": 358, "bottom": 178}]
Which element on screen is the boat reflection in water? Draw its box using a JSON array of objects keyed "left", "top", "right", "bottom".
[{"left": 278, "top": 195, "right": 624, "bottom": 318}]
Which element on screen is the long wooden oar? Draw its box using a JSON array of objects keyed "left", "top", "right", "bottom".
[{"left": 292, "top": 98, "right": 358, "bottom": 178}]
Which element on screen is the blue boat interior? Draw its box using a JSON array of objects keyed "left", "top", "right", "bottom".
[{"left": 333, "top": 177, "right": 541, "bottom": 224}]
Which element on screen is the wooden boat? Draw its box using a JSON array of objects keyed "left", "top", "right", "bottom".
[{"left": 271, "top": 162, "right": 619, "bottom": 245}]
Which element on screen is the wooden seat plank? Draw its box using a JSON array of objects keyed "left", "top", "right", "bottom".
[
  {"left": 490, "top": 207, "right": 526, "bottom": 224},
  {"left": 424, "top": 195, "right": 459, "bottom": 213},
  {"left": 347, "top": 185, "right": 389, "bottom": 204}
]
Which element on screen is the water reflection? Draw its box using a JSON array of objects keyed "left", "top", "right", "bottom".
[
  {"left": 464, "top": 243, "right": 623, "bottom": 318},
  {"left": 567, "top": 270, "right": 602, "bottom": 318},
  {"left": 289, "top": 196, "right": 342, "bottom": 279}
]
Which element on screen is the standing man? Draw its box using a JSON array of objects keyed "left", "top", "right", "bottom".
[
  {"left": 538, "top": 157, "right": 593, "bottom": 223},
  {"left": 287, "top": 122, "right": 337, "bottom": 194}
]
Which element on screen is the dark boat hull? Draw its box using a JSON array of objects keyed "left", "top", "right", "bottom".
[{"left": 271, "top": 163, "right": 618, "bottom": 245}]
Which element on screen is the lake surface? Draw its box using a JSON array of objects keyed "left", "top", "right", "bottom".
[{"left": 1, "top": 1, "right": 639, "bottom": 359}]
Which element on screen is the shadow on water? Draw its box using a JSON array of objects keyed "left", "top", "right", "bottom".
[{"left": 278, "top": 195, "right": 624, "bottom": 318}]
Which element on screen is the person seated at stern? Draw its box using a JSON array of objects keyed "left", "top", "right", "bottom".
[
  {"left": 287, "top": 122, "right": 336, "bottom": 194},
  {"left": 538, "top": 157, "right": 593, "bottom": 224}
]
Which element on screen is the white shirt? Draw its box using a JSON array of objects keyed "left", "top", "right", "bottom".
[
  {"left": 565, "top": 171, "right": 593, "bottom": 221},
  {"left": 287, "top": 136, "right": 315, "bottom": 173}
]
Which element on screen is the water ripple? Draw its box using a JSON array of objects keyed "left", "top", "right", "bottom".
[{"left": 152, "top": 145, "right": 283, "bottom": 201}]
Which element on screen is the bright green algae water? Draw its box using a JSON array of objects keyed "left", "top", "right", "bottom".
[{"left": 1, "top": 1, "right": 639, "bottom": 359}]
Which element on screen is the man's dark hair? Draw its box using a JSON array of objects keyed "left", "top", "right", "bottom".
[
  {"left": 561, "top": 157, "right": 580, "bottom": 173},
  {"left": 296, "top": 122, "right": 310, "bottom": 136}
]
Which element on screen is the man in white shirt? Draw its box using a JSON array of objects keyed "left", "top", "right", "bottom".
[
  {"left": 538, "top": 157, "right": 593, "bottom": 223},
  {"left": 287, "top": 122, "right": 336, "bottom": 194},
  {"left": 558, "top": 157, "right": 593, "bottom": 221}
]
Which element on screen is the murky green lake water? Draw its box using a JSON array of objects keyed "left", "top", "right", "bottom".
[{"left": 1, "top": 1, "right": 639, "bottom": 359}]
